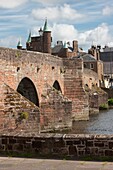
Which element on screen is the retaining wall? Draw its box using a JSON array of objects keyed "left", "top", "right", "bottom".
[{"left": 0, "top": 133, "right": 113, "bottom": 159}]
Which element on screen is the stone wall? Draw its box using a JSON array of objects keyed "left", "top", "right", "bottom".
[
  {"left": 87, "top": 88, "right": 108, "bottom": 115},
  {"left": 0, "top": 47, "right": 89, "bottom": 132},
  {"left": 40, "top": 85, "right": 72, "bottom": 131},
  {"left": 102, "top": 88, "right": 113, "bottom": 99},
  {"left": 0, "top": 133, "right": 113, "bottom": 158},
  {"left": 83, "top": 68, "right": 99, "bottom": 89},
  {"left": 0, "top": 84, "right": 40, "bottom": 132},
  {"left": 63, "top": 58, "right": 89, "bottom": 121},
  {"left": 89, "top": 93, "right": 99, "bottom": 114}
]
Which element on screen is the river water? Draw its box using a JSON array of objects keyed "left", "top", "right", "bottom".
[{"left": 68, "top": 109, "right": 113, "bottom": 135}]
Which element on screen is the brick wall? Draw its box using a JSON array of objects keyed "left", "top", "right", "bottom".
[
  {"left": 40, "top": 85, "right": 72, "bottom": 131},
  {"left": 0, "top": 47, "right": 89, "bottom": 131},
  {"left": 0, "top": 133, "right": 113, "bottom": 158},
  {"left": 0, "top": 84, "right": 40, "bottom": 132},
  {"left": 83, "top": 68, "right": 99, "bottom": 88},
  {"left": 63, "top": 58, "right": 89, "bottom": 120}
]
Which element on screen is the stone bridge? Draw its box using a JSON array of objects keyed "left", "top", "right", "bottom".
[{"left": 0, "top": 47, "right": 89, "bottom": 133}]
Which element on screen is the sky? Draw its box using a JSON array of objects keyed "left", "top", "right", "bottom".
[{"left": 0, "top": 0, "right": 113, "bottom": 51}]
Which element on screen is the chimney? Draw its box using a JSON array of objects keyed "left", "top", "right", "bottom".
[{"left": 73, "top": 40, "right": 78, "bottom": 53}]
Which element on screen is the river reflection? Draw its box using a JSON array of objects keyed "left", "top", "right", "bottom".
[{"left": 68, "top": 109, "right": 113, "bottom": 135}]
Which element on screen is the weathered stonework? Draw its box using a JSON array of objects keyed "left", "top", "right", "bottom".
[
  {"left": 1, "top": 84, "right": 40, "bottom": 132},
  {"left": 85, "top": 86, "right": 108, "bottom": 115},
  {"left": 0, "top": 47, "right": 89, "bottom": 132},
  {"left": 0, "top": 133, "right": 113, "bottom": 159},
  {"left": 40, "top": 85, "right": 72, "bottom": 131}
]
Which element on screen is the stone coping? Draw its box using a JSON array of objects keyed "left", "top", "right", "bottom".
[{"left": 0, "top": 132, "right": 113, "bottom": 139}]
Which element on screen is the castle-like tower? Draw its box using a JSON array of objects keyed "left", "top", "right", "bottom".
[
  {"left": 42, "top": 19, "right": 51, "bottom": 53},
  {"left": 26, "top": 19, "right": 51, "bottom": 54}
]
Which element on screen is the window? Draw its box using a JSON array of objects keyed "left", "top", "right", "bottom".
[
  {"left": 84, "top": 63, "right": 87, "bottom": 68},
  {"left": 90, "top": 63, "right": 94, "bottom": 69}
]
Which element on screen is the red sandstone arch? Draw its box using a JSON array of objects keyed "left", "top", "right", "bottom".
[
  {"left": 17, "top": 77, "right": 39, "bottom": 107},
  {"left": 53, "top": 80, "right": 62, "bottom": 92}
]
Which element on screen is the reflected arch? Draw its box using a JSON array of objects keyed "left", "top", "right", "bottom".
[
  {"left": 17, "top": 77, "right": 39, "bottom": 106},
  {"left": 53, "top": 80, "right": 62, "bottom": 92}
]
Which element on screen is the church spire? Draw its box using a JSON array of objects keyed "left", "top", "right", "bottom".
[
  {"left": 27, "top": 31, "right": 31, "bottom": 43},
  {"left": 43, "top": 18, "right": 49, "bottom": 32}
]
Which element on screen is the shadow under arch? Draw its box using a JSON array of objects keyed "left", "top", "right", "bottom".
[
  {"left": 53, "top": 80, "right": 62, "bottom": 92},
  {"left": 17, "top": 77, "right": 39, "bottom": 107}
]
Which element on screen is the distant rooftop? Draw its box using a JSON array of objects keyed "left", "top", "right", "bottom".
[
  {"left": 103, "top": 46, "right": 113, "bottom": 52},
  {"left": 82, "top": 54, "right": 96, "bottom": 61}
]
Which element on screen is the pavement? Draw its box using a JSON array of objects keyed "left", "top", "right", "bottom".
[{"left": 0, "top": 157, "right": 113, "bottom": 170}]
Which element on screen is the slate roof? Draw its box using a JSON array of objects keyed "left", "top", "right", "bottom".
[
  {"left": 52, "top": 45, "right": 63, "bottom": 54},
  {"left": 82, "top": 54, "right": 96, "bottom": 61},
  {"left": 52, "top": 44, "right": 73, "bottom": 54}
]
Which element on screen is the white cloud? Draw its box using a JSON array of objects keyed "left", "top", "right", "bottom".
[
  {"left": 79, "top": 23, "right": 111, "bottom": 45},
  {"left": 0, "top": 36, "right": 19, "bottom": 48},
  {"left": 51, "top": 24, "right": 78, "bottom": 43},
  {"left": 102, "top": 6, "right": 113, "bottom": 16},
  {"left": 0, "top": 0, "right": 28, "bottom": 9},
  {"left": 51, "top": 23, "right": 113, "bottom": 50},
  {"left": 31, "top": 4, "right": 84, "bottom": 22}
]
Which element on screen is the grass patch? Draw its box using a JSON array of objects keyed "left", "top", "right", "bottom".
[{"left": 99, "top": 103, "right": 108, "bottom": 110}]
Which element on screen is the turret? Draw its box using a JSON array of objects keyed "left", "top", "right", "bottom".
[
  {"left": 26, "top": 31, "right": 31, "bottom": 50},
  {"left": 42, "top": 19, "right": 51, "bottom": 53},
  {"left": 17, "top": 39, "right": 22, "bottom": 50}
]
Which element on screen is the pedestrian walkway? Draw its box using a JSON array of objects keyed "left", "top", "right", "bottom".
[{"left": 0, "top": 157, "right": 113, "bottom": 170}]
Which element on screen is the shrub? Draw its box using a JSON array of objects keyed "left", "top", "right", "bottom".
[{"left": 108, "top": 98, "right": 113, "bottom": 105}]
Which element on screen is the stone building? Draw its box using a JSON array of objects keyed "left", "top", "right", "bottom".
[
  {"left": 17, "top": 19, "right": 52, "bottom": 54},
  {"left": 17, "top": 19, "right": 79, "bottom": 58},
  {"left": 27, "top": 19, "right": 51, "bottom": 53},
  {"left": 100, "top": 46, "right": 113, "bottom": 88},
  {"left": 82, "top": 53, "right": 104, "bottom": 88},
  {"left": 82, "top": 45, "right": 104, "bottom": 87},
  {"left": 52, "top": 40, "right": 78, "bottom": 58}
]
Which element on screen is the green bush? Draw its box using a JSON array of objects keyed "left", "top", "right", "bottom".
[
  {"left": 108, "top": 98, "right": 113, "bottom": 105},
  {"left": 99, "top": 103, "right": 108, "bottom": 110},
  {"left": 20, "top": 112, "right": 29, "bottom": 120}
]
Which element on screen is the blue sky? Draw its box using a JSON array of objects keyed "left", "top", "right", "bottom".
[{"left": 0, "top": 0, "right": 113, "bottom": 51}]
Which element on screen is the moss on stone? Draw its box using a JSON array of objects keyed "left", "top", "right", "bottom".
[
  {"left": 20, "top": 112, "right": 29, "bottom": 120},
  {"left": 99, "top": 103, "right": 108, "bottom": 110}
]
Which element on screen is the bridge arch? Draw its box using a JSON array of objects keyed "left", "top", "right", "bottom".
[
  {"left": 53, "top": 80, "right": 62, "bottom": 92},
  {"left": 17, "top": 77, "right": 39, "bottom": 106}
]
